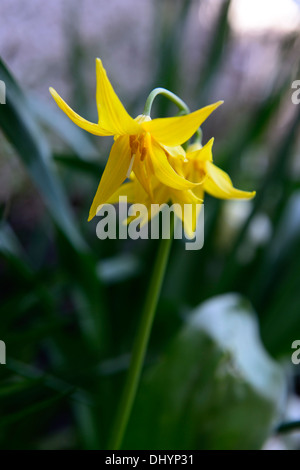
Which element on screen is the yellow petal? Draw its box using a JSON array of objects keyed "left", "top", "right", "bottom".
[
  {"left": 186, "top": 141, "right": 202, "bottom": 153},
  {"left": 49, "top": 87, "right": 110, "bottom": 136},
  {"left": 96, "top": 58, "right": 141, "bottom": 135},
  {"left": 170, "top": 188, "right": 202, "bottom": 204},
  {"left": 171, "top": 189, "right": 203, "bottom": 237},
  {"left": 142, "top": 101, "right": 223, "bottom": 146},
  {"left": 88, "top": 135, "right": 131, "bottom": 220},
  {"left": 162, "top": 144, "right": 186, "bottom": 159},
  {"left": 133, "top": 150, "right": 154, "bottom": 198},
  {"left": 186, "top": 138, "right": 214, "bottom": 162},
  {"left": 193, "top": 185, "right": 205, "bottom": 200},
  {"left": 106, "top": 182, "right": 136, "bottom": 204},
  {"left": 204, "top": 161, "right": 256, "bottom": 199},
  {"left": 146, "top": 134, "right": 200, "bottom": 190},
  {"left": 171, "top": 195, "right": 203, "bottom": 239},
  {"left": 185, "top": 203, "right": 202, "bottom": 238}
]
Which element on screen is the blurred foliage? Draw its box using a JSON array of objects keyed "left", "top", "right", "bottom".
[
  {"left": 0, "top": 0, "right": 300, "bottom": 450},
  {"left": 125, "top": 295, "right": 284, "bottom": 450}
]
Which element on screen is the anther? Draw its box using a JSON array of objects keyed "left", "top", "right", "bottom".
[
  {"left": 140, "top": 147, "right": 147, "bottom": 162},
  {"left": 139, "top": 134, "right": 145, "bottom": 151},
  {"left": 129, "top": 135, "right": 136, "bottom": 147},
  {"left": 131, "top": 141, "right": 139, "bottom": 154}
]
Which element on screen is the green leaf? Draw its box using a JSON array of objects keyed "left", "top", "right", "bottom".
[
  {"left": 124, "top": 294, "right": 284, "bottom": 450},
  {"left": 216, "top": 106, "right": 300, "bottom": 293},
  {"left": 258, "top": 193, "right": 300, "bottom": 355},
  {"left": 0, "top": 389, "right": 73, "bottom": 428},
  {"left": 0, "top": 379, "right": 43, "bottom": 399},
  {"left": 0, "top": 59, "right": 107, "bottom": 354},
  {"left": 53, "top": 153, "right": 102, "bottom": 176},
  {"left": 0, "top": 57, "right": 87, "bottom": 252},
  {"left": 0, "top": 221, "right": 57, "bottom": 321},
  {"left": 0, "top": 222, "right": 26, "bottom": 261},
  {"left": 28, "top": 95, "right": 99, "bottom": 161},
  {"left": 5, "top": 358, "right": 94, "bottom": 407},
  {"left": 196, "top": 0, "right": 231, "bottom": 102},
  {"left": 0, "top": 221, "right": 34, "bottom": 282}
]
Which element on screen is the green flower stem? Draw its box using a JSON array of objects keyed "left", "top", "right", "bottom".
[
  {"left": 108, "top": 217, "right": 174, "bottom": 450},
  {"left": 143, "top": 87, "right": 202, "bottom": 143},
  {"left": 193, "top": 127, "right": 203, "bottom": 146},
  {"left": 143, "top": 87, "right": 190, "bottom": 116}
]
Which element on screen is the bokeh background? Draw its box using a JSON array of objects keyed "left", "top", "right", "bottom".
[{"left": 0, "top": 0, "right": 300, "bottom": 450}]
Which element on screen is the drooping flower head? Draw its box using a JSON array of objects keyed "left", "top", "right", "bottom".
[
  {"left": 174, "top": 138, "right": 256, "bottom": 201},
  {"left": 106, "top": 136, "right": 256, "bottom": 238},
  {"left": 49, "top": 59, "right": 222, "bottom": 220},
  {"left": 106, "top": 172, "right": 202, "bottom": 239},
  {"left": 50, "top": 58, "right": 255, "bottom": 237}
]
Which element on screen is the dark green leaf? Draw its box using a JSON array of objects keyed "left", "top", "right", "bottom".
[
  {"left": 124, "top": 294, "right": 284, "bottom": 450},
  {"left": 0, "top": 58, "right": 87, "bottom": 252}
]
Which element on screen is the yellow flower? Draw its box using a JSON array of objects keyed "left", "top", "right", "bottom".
[
  {"left": 173, "top": 138, "right": 256, "bottom": 201},
  {"left": 106, "top": 172, "right": 203, "bottom": 239},
  {"left": 106, "top": 137, "right": 255, "bottom": 238},
  {"left": 49, "top": 58, "right": 222, "bottom": 221}
]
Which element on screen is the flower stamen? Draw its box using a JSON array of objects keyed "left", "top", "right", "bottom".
[
  {"left": 140, "top": 147, "right": 147, "bottom": 162},
  {"left": 127, "top": 154, "right": 136, "bottom": 178}
]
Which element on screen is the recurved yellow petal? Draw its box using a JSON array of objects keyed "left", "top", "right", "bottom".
[
  {"left": 171, "top": 196, "right": 203, "bottom": 239},
  {"left": 96, "top": 59, "right": 141, "bottom": 136},
  {"left": 204, "top": 161, "right": 256, "bottom": 199},
  {"left": 187, "top": 138, "right": 214, "bottom": 162},
  {"left": 170, "top": 188, "right": 202, "bottom": 204},
  {"left": 146, "top": 134, "right": 200, "bottom": 191},
  {"left": 192, "top": 184, "right": 205, "bottom": 201},
  {"left": 162, "top": 144, "right": 186, "bottom": 159},
  {"left": 88, "top": 135, "right": 131, "bottom": 220},
  {"left": 142, "top": 101, "right": 223, "bottom": 146},
  {"left": 49, "top": 87, "right": 110, "bottom": 136}
]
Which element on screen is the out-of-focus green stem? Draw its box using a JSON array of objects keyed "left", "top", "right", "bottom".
[{"left": 108, "top": 218, "right": 174, "bottom": 450}]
